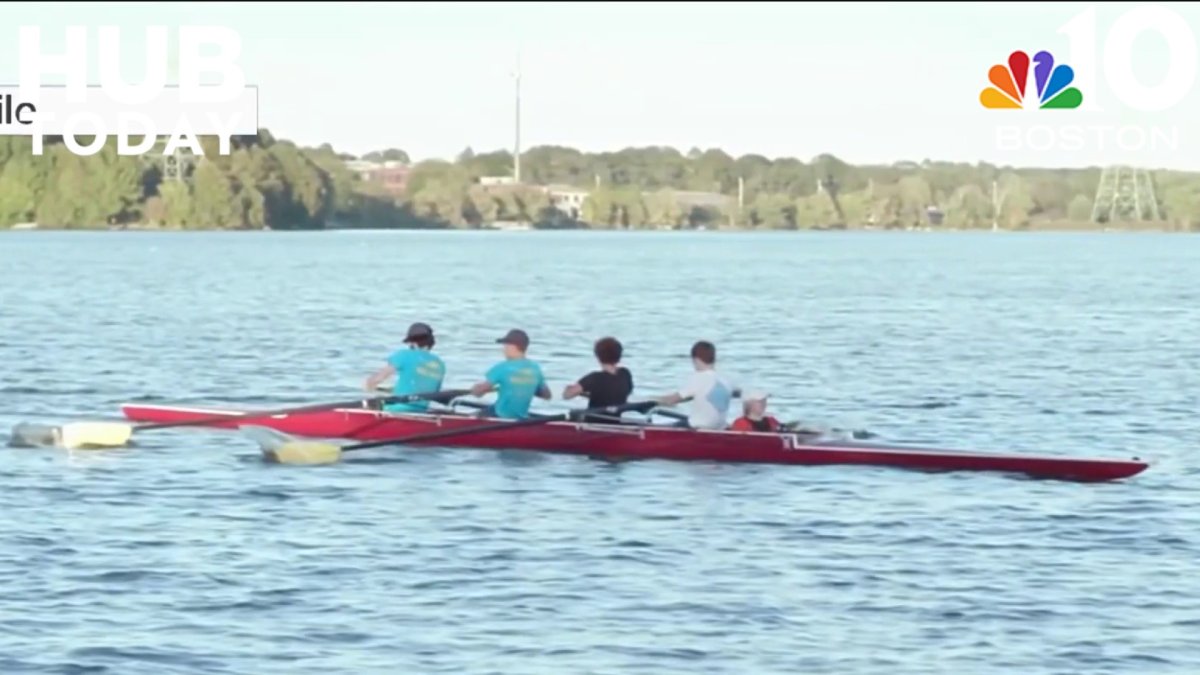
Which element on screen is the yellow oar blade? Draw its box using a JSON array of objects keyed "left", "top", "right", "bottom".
[
  {"left": 57, "top": 422, "right": 135, "bottom": 450},
  {"left": 241, "top": 425, "right": 344, "bottom": 465},
  {"left": 264, "top": 441, "right": 344, "bottom": 465}
]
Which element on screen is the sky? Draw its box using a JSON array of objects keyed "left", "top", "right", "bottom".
[{"left": 1, "top": 1, "right": 1198, "bottom": 170}]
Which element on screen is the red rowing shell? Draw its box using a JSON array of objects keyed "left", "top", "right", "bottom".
[{"left": 120, "top": 404, "right": 1149, "bottom": 483}]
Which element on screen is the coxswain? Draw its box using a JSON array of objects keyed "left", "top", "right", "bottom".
[
  {"left": 470, "top": 328, "right": 551, "bottom": 419},
  {"left": 563, "top": 336, "right": 633, "bottom": 419},
  {"left": 364, "top": 322, "right": 447, "bottom": 413},
  {"left": 654, "top": 340, "right": 739, "bottom": 430},
  {"left": 729, "top": 391, "right": 781, "bottom": 432}
]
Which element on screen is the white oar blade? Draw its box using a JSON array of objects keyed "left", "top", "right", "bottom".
[
  {"left": 8, "top": 423, "right": 60, "bottom": 448},
  {"left": 240, "top": 425, "right": 343, "bottom": 466},
  {"left": 57, "top": 422, "right": 135, "bottom": 450}
]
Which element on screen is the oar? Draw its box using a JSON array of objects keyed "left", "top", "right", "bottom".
[
  {"left": 11, "top": 389, "right": 470, "bottom": 451},
  {"left": 253, "top": 400, "right": 659, "bottom": 466},
  {"left": 649, "top": 407, "right": 691, "bottom": 424}
]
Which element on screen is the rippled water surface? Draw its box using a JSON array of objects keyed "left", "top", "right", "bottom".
[{"left": 2, "top": 230, "right": 1198, "bottom": 674}]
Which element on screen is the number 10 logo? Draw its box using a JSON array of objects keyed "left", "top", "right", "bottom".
[{"left": 1059, "top": 5, "right": 1198, "bottom": 112}]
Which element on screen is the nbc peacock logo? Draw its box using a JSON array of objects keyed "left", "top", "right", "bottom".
[{"left": 980, "top": 50, "right": 1084, "bottom": 109}]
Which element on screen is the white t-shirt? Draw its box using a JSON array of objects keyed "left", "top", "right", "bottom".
[{"left": 678, "top": 369, "right": 739, "bottom": 430}]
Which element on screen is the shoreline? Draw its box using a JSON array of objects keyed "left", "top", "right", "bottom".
[{"left": 5, "top": 225, "right": 1196, "bottom": 234}]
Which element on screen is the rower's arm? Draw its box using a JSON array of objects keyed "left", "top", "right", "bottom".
[
  {"left": 536, "top": 382, "right": 552, "bottom": 400},
  {"left": 564, "top": 373, "right": 593, "bottom": 401},
  {"left": 656, "top": 392, "right": 685, "bottom": 407},
  {"left": 470, "top": 381, "right": 495, "bottom": 397},
  {"left": 364, "top": 364, "right": 396, "bottom": 392}
]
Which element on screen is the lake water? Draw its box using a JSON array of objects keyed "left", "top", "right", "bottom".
[{"left": 1, "top": 230, "right": 1198, "bottom": 674}]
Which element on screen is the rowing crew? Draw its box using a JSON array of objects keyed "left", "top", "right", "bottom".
[{"left": 364, "top": 322, "right": 782, "bottom": 432}]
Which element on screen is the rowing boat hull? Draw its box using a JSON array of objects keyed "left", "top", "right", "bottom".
[{"left": 119, "top": 404, "right": 1149, "bottom": 482}]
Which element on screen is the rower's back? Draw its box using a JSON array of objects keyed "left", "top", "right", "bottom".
[
  {"left": 679, "top": 368, "right": 737, "bottom": 430},
  {"left": 578, "top": 366, "right": 633, "bottom": 409},
  {"left": 486, "top": 357, "right": 545, "bottom": 419},
  {"left": 387, "top": 347, "right": 446, "bottom": 412},
  {"left": 677, "top": 340, "right": 738, "bottom": 430},
  {"left": 575, "top": 337, "right": 634, "bottom": 418}
]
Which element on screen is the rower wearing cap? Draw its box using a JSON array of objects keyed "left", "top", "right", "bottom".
[
  {"left": 654, "top": 340, "right": 740, "bottom": 430},
  {"left": 364, "top": 322, "right": 447, "bottom": 413},
  {"left": 470, "top": 328, "right": 551, "bottom": 419},
  {"left": 729, "top": 390, "right": 781, "bottom": 432}
]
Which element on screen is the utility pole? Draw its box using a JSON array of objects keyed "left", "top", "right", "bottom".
[
  {"left": 991, "top": 180, "right": 1004, "bottom": 231},
  {"left": 513, "top": 50, "right": 522, "bottom": 184},
  {"left": 736, "top": 176, "right": 744, "bottom": 228}
]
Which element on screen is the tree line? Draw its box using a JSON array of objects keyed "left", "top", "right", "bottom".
[{"left": 1, "top": 133, "right": 1197, "bottom": 231}]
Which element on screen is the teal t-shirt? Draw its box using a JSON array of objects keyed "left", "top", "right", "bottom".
[
  {"left": 485, "top": 358, "right": 546, "bottom": 419},
  {"left": 385, "top": 348, "right": 446, "bottom": 412}
]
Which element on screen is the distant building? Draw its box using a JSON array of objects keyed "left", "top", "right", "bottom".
[
  {"left": 345, "top": 159, "right": 410, "bottom": 195},
  {"left": 480, "top": 176, "right": 517, "bottom": 187},
  {"left": 345, "top": 159, "right": 379, "bottom": 178},
  {"left": 546, "top": 184, "right": 590, "bottom": 219}
]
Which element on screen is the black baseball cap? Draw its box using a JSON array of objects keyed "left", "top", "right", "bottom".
[
  {"left": 496, "top": 328, "right": 530, "bottom": 350},
  {"left": 404, "top": 322, "right": 434, "bottom": 342}
]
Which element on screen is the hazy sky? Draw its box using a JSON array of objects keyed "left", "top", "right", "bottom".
[{"left": 1, "top": 1, "right": 1198, "bottom": 169}]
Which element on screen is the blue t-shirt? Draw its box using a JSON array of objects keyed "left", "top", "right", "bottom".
[
  {"left": 485, "top": 358, "right": 546, "bottom": 419},
  {"left": 385, "top": 348, "right": 446, "bottom": 412}
]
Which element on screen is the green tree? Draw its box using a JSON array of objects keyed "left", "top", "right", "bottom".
[
  {"left": 158, "top": 181, "right": 194, "bottom": 228},
  {"left": 512, "top": 186, "right": 552, "bottom": 223},
  {"left": 3, "top": 129, "right": 1198, "bottom": 232},
  {"left": 751, "top": 193, "right": 795, "bottom": 229},
  {"left": 190, "top": 160, "right": 243, "bottom": 228},
  {"left": 0, "top": 152, "right": 52, "bottom": 225},
  {"left": 644, "top": 190, "right": 684, "bottom": 227},
  {"left": 795, "top": 193, "right": 839, "bottom": 229},
  {"left": 945, "top": 184, "right": 993, "bottom": 229},
  {"left": 995, "top": 173, "right": 1035, "bottom": 229},
  {"left": 467, "top": 185, "right": 503, "bottom": 224},
  {"left": 1066, "top": 194, "right": 1093, "bottom": 222},
  {"left": 897, "top": 175, "right": 933, "bottom": 227},
  {"left": 363, "top": 148, "right": 410, "bottom": 163}
]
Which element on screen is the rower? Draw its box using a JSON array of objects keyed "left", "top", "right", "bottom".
[
  {"left": 729, "top": 390, "right": 781, "bottom": 432},
  {"left": 364, "top": 322, "right": 447, "bottom": 413},
  {"left": 563, "top": 336, "right": 633, "bottom": 418},
  {"left": 654, "top": 340, "right": 739, "bottom": 430},
  {"left": 470, "top": 328, "right": 551, "bottom": 419}
]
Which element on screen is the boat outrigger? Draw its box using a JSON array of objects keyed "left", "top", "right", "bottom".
[{"left": 119, "top": 401, "right": 1149, "bottom": 483}]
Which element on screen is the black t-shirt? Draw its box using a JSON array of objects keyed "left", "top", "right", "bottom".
[{"left": 578, "top": 368, "right": 633, "bottom": 409}]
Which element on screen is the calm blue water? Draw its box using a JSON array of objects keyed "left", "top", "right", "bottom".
[{"left": 1, "top": 230, "right": 1198, "bottom": 675}]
